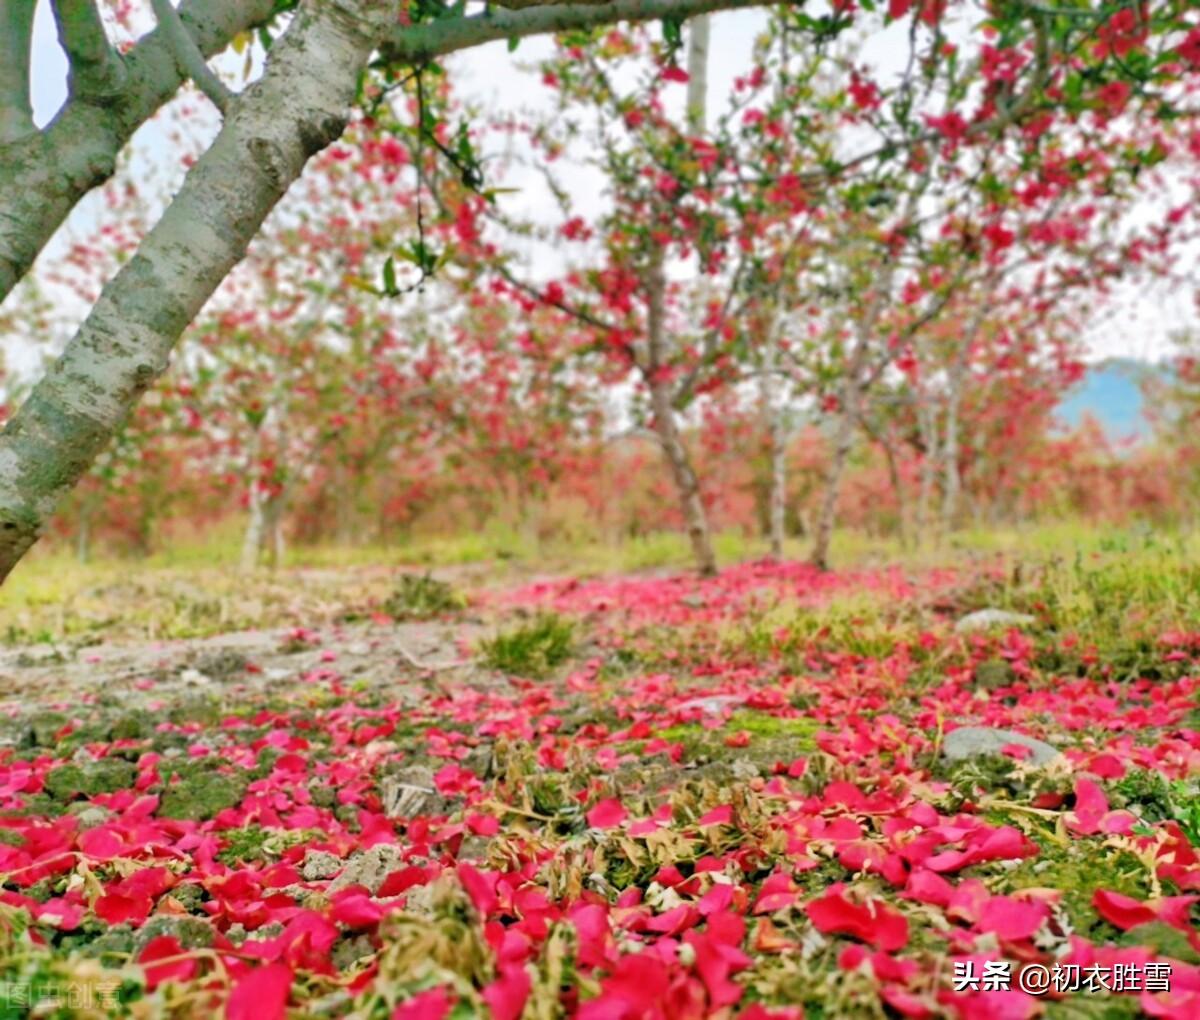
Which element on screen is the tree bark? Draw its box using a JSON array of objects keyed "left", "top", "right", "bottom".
[
  {"left": 759, "top": 321, "right": 786, "bottom": 560},
  {"left": 0, "top": 0, "right": 375, "bottom": 582},
  {"left": 646, "top": 250, "right": 717, "bottom": 576},
  {"left": 685, "top": 15, "right": 710, "bottom": 134},
  {"left": 0, "top": 0, "right": 36, "bottom": 145},
  {"left": 939, "top": 309, "right": 983, "bottom": 541},
  {"left": 809, "top": 391, "right": 857, "bottom": 571}
]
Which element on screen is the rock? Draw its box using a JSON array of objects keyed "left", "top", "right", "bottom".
[
  {"left": 955, "top": 609, "right": 1036, "bottom": 634},
  {"left": 301, "top": 850, "right": 343, "bottom": 882},
  {"left": 676, "top": 695, "right": 743, "bottom": 716},
  {"left": 330, "top": 844, "right": 403, "bottom": 894},
  {"left": 67, "top": 803, "right": 113, "bottom": 830},
  {"left": 973, "top": 658, "right": 1016, "bottom": 691},
  {"left": 381, "top": 766, "right": 438, "bottom": 818},
  {"left": 941, "top": 726, "right": 1062, "bottom": 767},
  {"left": 190, "top": 648, "right": 248, "bottom": 679},
  {"left": 332, "top": 934, "right": 377, "bottom": 970}
]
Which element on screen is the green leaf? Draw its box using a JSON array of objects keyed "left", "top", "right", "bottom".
[
  {"left": 382, "top": 256, "right": 398, "bottom": 296},
  {"left": 507, "top": 36, "right": 520, "bottom": 53}
]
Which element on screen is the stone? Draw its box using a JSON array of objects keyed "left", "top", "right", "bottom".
[
  {"left": 676, "top": 694, "right": 743, "bottom": 716},
  {"left": 381, "top": 765, "right": 438, "bottom": 818},
  {"left": 301, "top": 850, "right": 343, "bottom": 882},
  {"left": 190, "top": 648, "right": 248, "bottom": 679},
  {"left": 955, "top": 609, "right": 1036, "bottom": 634},
  {"left": 941, "top": 726, "right": 1062, "bottom": 767},
  {"left": 67, "top": 803, "right": 113, "bottom": 830},
  {"left": 329, "top": 844, "right": 403, "bottom": 894}
]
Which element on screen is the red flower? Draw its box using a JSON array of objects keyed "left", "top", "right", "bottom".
[
  {"left": 227, "top": 963, "right": 293, "bottom": 1020},
  {"left": 806, "top": 887, "right": 909, "bottom": 951},
  {"left": 139, "top": 935, "right": 197, "bottom": 991},
  {"left": 586, "top": 798, "right": 628, "bottom": 829}
]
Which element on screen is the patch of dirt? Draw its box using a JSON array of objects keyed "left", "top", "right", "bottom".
[{"left": 0, "top": 617, "right": 491, "bottom": 716}]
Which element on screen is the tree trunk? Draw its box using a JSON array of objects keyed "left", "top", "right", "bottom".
[
  {"left": 878, "top": 433, "right": 909, "bottom": 551},
  {"left": 809, "top": 398, "right": 856, "bottom": 571},
  {"left": 0, "top": 1, "right": 373, "bottom": 583},
  {"left": 645, "top": 250, "right": 716, "bottom": 577},
  {"left": 914, "top": 403, "right": 938, "bottom": 548},
  {"left": 685, "top": 15, "right": 710, "bottom": 134},
  {"left": 241, "top": 484, "right": 266, "bottom": 572},
  {"left": 939, "top": 314, "right": 979, "bottom": 541},
  {"left": 759, "top": 322, "right": 787, "bottom": 560}
]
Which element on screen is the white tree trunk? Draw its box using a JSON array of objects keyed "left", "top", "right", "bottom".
[
  {"left": 646, "top": 250, "right": 717, "bottom": 576},
  {"left": 0, "top": 0, "right": 375, "bottom": 581},
  {"left": 809, "top": 392, "right": 857, "bottom": 571},
  {"left": 686, "top": 15, "right": 710, "bottom": 134}
]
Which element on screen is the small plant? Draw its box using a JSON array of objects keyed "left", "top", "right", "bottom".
[
  {"left": 1112, "top": 769, "right": 1200, "bottom": 846},
  {"left": 383, "top": 573, "right": 466, "bottom": 621},
  {"left": 480, "top": 612, "right": 575, "bottom": 677}
]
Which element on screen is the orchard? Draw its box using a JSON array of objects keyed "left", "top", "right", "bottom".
[{"left": 3, "top": 1, "right": 1200, "bottom": 1017}]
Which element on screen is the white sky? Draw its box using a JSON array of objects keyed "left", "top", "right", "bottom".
[{"left": 7, "top": 1, "right": 1196, "bottom": 381}]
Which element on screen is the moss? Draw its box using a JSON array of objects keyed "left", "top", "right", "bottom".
[
  {"left": 130, "top": 916, "right": 214, "bottom": 956},
  {"left": 110, "top": 710, "right": 155, "bottom": 741},
  {"left": 23, "top": 711, "right": 68, "bottom": 748},
  {"left": 79, "top": 924, "right": 135, "bottom": 962},
  {"left": 158, "top": 772, "right": 247, "bottom": 821},
  {"left": 45, "top": 758, "right": 137, "bottom": 801},
  {"left": 1042, "top": 997, "right": 1144, "bottom": 1018},
  {"left": 1001, "top": 840, "right": 1154, "bottom": 936},
  {"left": 1117, "top": 921, "right": 1200, "bottom": 963},
  {"left": 973, "top": 658, "right": 1015, "bottom": 690},
  {"left": 657, "top": 711, "right": 822, "bottom": 767},
  {"left": 216, "top": 826, "right": 320, "bottom": 866},
  {"left": 167, "top": 698, "right": 223, "bottom": 727}
]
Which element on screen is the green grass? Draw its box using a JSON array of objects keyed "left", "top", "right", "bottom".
[{"left": 479, "top": 612, "right": 576, "bottom": 677}]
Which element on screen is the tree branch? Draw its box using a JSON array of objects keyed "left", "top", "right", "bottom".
[
  {"left": 51, "top": 0, "right": 127, "bottom": 98},
  {"left": 384, "top": 0, "right": 779, "bottom": 63},
  {"left": 0, "top": 1, "right": 36, "bottom": 144},
  {"left": 0, "top": 0, "right": 277, "bottom": 304},
  {"left": 151, "top": 0, "right": 233, "bottom": 114}
]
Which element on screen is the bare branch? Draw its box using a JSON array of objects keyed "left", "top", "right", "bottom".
[
  {"left": 0, "top": 1, "right": 36, "bottom": 144},
  {"left": 385, "top": 0, "right": 782, "bottom": 63},
  {"left": 151, "top": 0, "right": 233, "bottom": 114},
  {"left": 51, "top": 0, "right": 127, "bottom": 97}
]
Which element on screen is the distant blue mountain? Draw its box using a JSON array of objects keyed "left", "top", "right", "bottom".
[{"left": 1056, "top": 359, "right": 1164, "bottom": 441}]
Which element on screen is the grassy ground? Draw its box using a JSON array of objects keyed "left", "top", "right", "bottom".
[
  {"left": 2, "top": 523, "right": 1200, "bottom": 1016},
  {"left": 5, "top": 520, "right": 1189, "bottom": 646}
]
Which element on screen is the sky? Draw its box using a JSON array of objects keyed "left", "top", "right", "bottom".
[{"left": 8, "top": 1, "right": 1197, "bottom": 379}]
